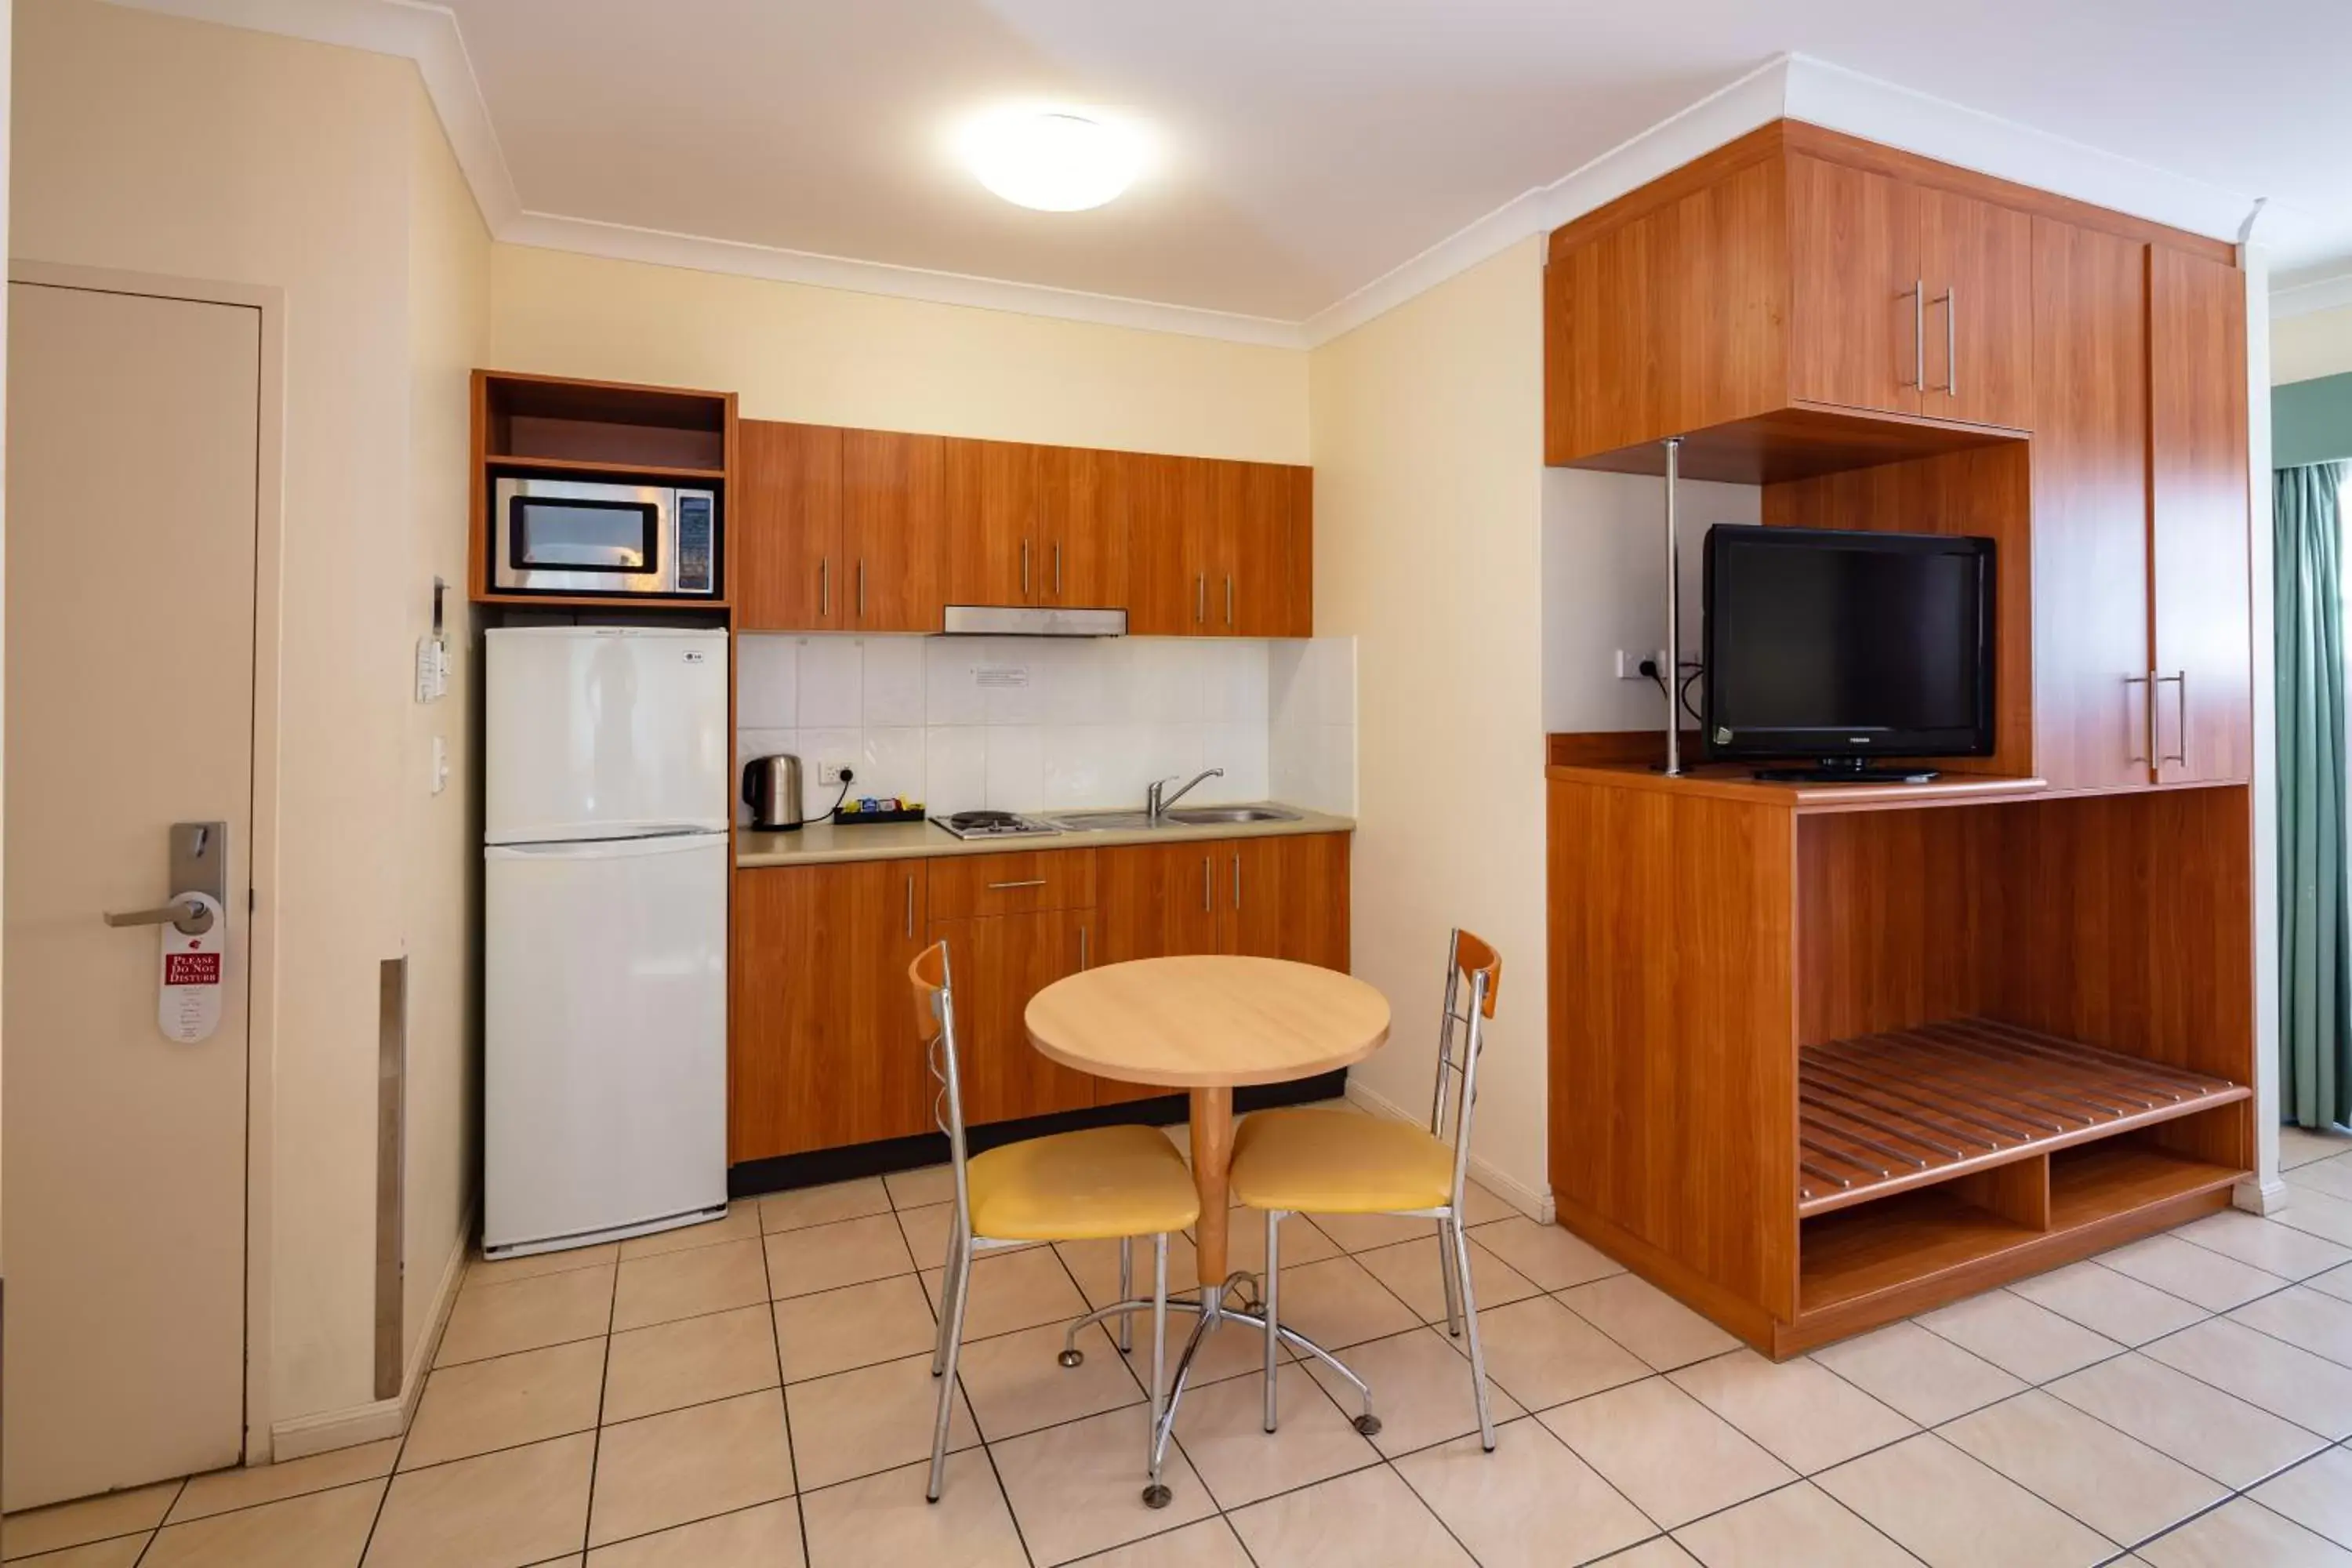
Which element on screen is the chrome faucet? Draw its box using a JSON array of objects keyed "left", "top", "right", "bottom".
[{"left": 1145, "top": 768, "right": 1224, "bottom": 820}]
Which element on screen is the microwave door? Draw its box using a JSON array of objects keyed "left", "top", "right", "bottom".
[{"left": 492, "top": 476, "right": 699, "bottom": 597}]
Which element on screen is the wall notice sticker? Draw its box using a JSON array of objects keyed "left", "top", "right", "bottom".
[{"left": 158, "top": 891, "right": 226, "bottom": 1043}]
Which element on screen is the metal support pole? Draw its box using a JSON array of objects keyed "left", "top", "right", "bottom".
[{"left": 1662, "top": 437, "right": 1685, "bottom": 776}]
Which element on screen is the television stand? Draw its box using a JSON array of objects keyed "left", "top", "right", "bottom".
[{"left": 1749, "top": 761, "right": 1941, "bottom": 785}]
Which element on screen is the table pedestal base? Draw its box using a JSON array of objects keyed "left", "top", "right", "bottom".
[{"left": 1065, "top": 1283, "right": 1381, "bottom": 1487}]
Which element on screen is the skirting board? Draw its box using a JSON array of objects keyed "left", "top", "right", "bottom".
[
  {"left": 1342, "top": 1079, "right": 1556, "bottom": 1225},
  {"left": 268, "top": 1204, "right": 473, "bottom": 1463},
  {"left": 2235, "top": 1176, "right": 2293, "bottom": 1216}
]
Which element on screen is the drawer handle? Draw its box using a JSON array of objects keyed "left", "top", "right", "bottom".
[{"left": 986, "top": 878, "right": 1048, "bottom": 891}]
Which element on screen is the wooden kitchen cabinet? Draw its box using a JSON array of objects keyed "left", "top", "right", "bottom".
[
  {"left": 945, "top": 437, "right": 1037, "bottom": 608},
  {"left": 1214, "top": 833, "right": 1352, "bottom": 970},
  {"left": 2027, "top": 216, "right": 2151, "bottom": 791},
  {"left": 1918, "top": 187, "right": 2034, "bottom": 430},
  {"left": 1038, "top": 446, "right": 1127, "bottom": 608},
  {"left": 1122, "top": 455, "right": 1302, "bottom": 637},
  {"left": 2149, "top": 246, "right": 2252, "bottom": 786},
  {"left": 1092, "top": 840, "right": 1225, "bottom": 1102},
  {"left": 731, "top": 860, "right": 931, "bottom": 1161},
  {"left": 1787, "top": 153, "right": 1921, "bottom": 418},
  {"left": 927, "top": 909, "right": 1097, "bottom": 1123},
  {"left": 1111, "top": 452, "right": 1190, "bottom": 635},
  {"left": 840, "top": 429, "right": 946, "bottom": 632},
  {"left": 737, "top": 420, "right": 844, "bottom": 630}
]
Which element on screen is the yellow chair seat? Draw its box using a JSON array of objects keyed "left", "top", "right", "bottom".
[
  {"left": 1230, "top": 1109, "right": 1456, "bottom": 1214},
  {"left": 966, "top": 1125, "right": 1201, "bottom": 1243}
]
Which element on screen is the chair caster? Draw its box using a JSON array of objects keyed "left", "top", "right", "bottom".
[
  {"left": 1058, "top": 1348, "right": 1084, "bottom": 1368},
  {"left": 1142, "top": 1483, "right": 1173, "bottom": 1509},
  {"left": 1354, "top": 1414, "right": 1383, "bottom": 1437}
]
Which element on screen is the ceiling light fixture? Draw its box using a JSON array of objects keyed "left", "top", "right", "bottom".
[{"left": 964, "top": 108, "right": 1142, "bottom": 212}]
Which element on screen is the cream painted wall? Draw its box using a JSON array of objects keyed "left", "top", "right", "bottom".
[
  {"left": 401, "top": 80, "right": 490, "bottom": 1377},
  {"left": 490, "top": 245, "right": 1309, "bottom": 462},
  {"left": 1307, "top": 238, "right": 1550, "bottom": 1206},
  {"left": 14, "top": 0, "right": 485, "bottom": 1434},
  {"left": 2273, "top": 302, "right": 2352, "bottom": 387}
]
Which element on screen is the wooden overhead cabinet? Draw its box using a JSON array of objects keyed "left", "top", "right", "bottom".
[
  {"left": 739, "top": 420, "right": 946, "bottom": 632},
  {"left": 1551, "top": 125, "right": 2049, "bottom": 477}
]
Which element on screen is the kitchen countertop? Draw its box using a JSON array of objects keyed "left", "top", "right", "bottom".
[{"left": 735, "top": 804, "right": 1355, "bottom": 867}]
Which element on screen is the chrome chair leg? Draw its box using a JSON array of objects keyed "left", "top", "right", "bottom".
[
  {"left": 1143, "top": 1232, "right": 1173, "bottom": 1508},
  {"left": 1262, "top": 1209, "right": 1282, "bottom": 1432},
  {"left": 1117, "top": 1236, "right": 1134, "bottom": 1353},
  {"left": 931, "top": 1228, "right": 964, "bottom": 1378},
  {"left": 1449, "top": 1218, "right": 1495, "bottom": 1450},
  {"left": 1436, "top": 1214, "right": 1463, "bottom": 1337},
  {"left": 927, "top": 1236, "right": 974, "bottom": 1501}
]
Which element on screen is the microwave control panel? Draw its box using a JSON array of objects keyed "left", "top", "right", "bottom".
[{"left": 676, "top": 492, "right": 716, "bottom": 594}]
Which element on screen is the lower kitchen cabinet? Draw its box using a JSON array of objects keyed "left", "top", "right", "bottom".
[
  {"left": 928, "top": 909, "right": 1097, "bottom": 1123},
  {"left": 731, "top": 858, "right": 931, "bottom": 1163},
  {"left": 728, "top": 833, "right": 1352, "bottom": 1158}
]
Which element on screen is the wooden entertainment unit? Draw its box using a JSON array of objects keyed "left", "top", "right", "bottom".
[{"left": 1542, "top": 122, "right": 2255, "bottom": 1356}]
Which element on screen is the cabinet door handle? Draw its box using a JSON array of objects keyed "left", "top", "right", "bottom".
[
  {"left": 1078, "top": 923, "right": 1089, "bottom": 971},
  {"left": 1195, "top": 573, "right": 1206, "bottom": 625},
  {"left": 2157, "top": 671, "right": 2187, "bottom": 768},
  {"left": 904, "top": 874, "right": 915, "bottom": 938},
  {"left": 1225, "top": 575, "right": 1235, "bottom": 626},
  {"left": 1905, "top": 278, "right": 1925, "bottom": 389},
  {"left": 857, "top": 559, "right": 867, "bottom": 620},
  {"left": 1201, "top": 856, "right": 1211, "bottom": 913},
  {"left": 820, "top": 557, "right": 830, "bottom": 618},
  {"left": 1022, "top": 539, "right": 1030, "bottom": 598},
  {"left": 1941, "top": 285, "right": 1958, "bottom": 397},
  {"left": 2125, "top": 673, "right": 2152, "bottom": 765},
  {"left": 986, "top": 878, "right": 1048, "bottom": 891},
  {"left": 1054, "top": 542, "right": 1063, "bottom": 597},
  {"left": 1232, "top": 850, "right": 1241, "bottom": 909}
]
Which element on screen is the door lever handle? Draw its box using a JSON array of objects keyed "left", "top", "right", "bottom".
[{"left": 106, "top": 897, "right": 214, "bottom": 935}]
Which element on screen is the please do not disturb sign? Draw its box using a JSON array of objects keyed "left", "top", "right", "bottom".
[{"left": 158, "top": 891, "right": 226, "bottom": 1043}]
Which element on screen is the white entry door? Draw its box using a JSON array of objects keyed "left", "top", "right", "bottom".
[{"left": 3, "top": 280, "right": 260, "bottom": 1508}]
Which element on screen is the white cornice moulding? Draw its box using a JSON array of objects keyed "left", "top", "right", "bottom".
[
  {"left": 103, "top": 4, "right": 2300, "bottom": 352},
  {"left": 2272, "top": 268, "right": 2352, "bottom": 321},
  {"left": 1781, "top": 56, "right": 2249, "bottom": 250},
  {"left": 500, "top": 211, "right": 1310, "bottom": 349}
]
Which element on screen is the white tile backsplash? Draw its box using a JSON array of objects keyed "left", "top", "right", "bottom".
[
  {"left": 796, "top": 637, "right": 862, "bottom": 728},
  {"left": 736, "top": 633, "right": 1345, "bottom": 818},
  {"left": 861, "top": 637, "right": 926, "bottom": 727}
]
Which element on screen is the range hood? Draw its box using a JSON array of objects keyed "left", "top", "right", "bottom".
[{"left": 942, "top": 605, "right": 1127, "bottom": 637}]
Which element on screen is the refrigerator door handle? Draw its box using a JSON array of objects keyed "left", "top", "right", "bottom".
[{"left": 487, "top": 832, "right": 724, "bottom": 861}]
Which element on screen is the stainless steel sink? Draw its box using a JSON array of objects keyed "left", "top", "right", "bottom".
[
  {"left": 1042, "top": 809, "right": 1167, "bottom": 831},
  {"left": 1042, "top": 803, "right": 1303, "bottom": 832},
  {"left": 1163, "top": 805, "right": 1301, "bottom": 825}
]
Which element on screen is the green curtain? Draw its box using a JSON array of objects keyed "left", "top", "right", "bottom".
[{"left": 2278, "top": 460, "right": 2351, "bottom": 1130}]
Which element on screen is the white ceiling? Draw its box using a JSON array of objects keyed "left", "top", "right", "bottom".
[{"left": 127, "top": 0, "right": 2352, "bottom": 337}]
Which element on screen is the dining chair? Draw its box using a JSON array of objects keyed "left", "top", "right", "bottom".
[
  {"left": 908, "top": 939, "right": 1201, "bottom": 1506},
  {"left": 1228, "top": 927, "right": 1501, "bottom": 1448}
]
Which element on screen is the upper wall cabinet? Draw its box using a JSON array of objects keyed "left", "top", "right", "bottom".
[
  {"left": 738, "top": 419, "right": 1312, "bottom": 637},
  {"left": 1548, "top": 124, "right": 2061, "bottom": 478},
  {"left": 738, "top": 421, "right": 945, "bottom": 633}
]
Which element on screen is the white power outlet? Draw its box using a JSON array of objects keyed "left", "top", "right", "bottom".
[
  {"left": 818, "top": 760, "right": 847, "bottom": 786},
  {"left": 1615, "top": 648, "right": 1668, "bottom": 681}
]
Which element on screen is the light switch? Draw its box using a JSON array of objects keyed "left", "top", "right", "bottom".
[{"left": 430, "top": 735, "right": 448, "bottom": 796}]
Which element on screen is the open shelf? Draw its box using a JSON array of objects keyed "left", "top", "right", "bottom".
[
  {"left": 1797, "top": 1018, "right": 2247, "bottom": 1216},
  {"left": 1798, "top": 1137, "right": 2241, "bottom": 1319},
  {"left": 485, "top": 453, "right": 728, "bottom": 484}
]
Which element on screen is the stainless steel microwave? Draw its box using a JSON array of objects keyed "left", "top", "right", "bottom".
[{"left": 491, "top": 475, "right": 719, "bottom": 598}]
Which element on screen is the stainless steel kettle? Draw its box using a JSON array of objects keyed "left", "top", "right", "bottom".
[{"left": 742, "top": 753, "right": 805, "bottom": 832}]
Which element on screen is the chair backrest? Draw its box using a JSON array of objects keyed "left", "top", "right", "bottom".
[
  {"left": 907, "top": 940, "right": 975, "bottom": 1233},
  {"left": 1429, "top": 928, "right": 1501, "bottom": 1212}
]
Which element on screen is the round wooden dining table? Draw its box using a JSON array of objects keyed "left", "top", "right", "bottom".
[{"left": 1025, "top": 953, "right": 1392, "bottom": 1289}]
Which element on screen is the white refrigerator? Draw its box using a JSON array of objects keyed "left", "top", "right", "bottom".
[{"left": 483, "top": 626, "right": 730, "bottom": 1257}]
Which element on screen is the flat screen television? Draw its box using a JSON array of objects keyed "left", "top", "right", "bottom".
[{"left": 1700, "top": 525, "right": 1994, "bottom": 782}]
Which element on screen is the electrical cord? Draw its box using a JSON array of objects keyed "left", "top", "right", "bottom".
[{"left": 1645, "top": 659, "right": 1707, "bottom": 728}]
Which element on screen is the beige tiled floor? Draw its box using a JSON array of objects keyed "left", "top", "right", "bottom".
[{"left": 12, "top": 1121, "right": 2352, "bottom": 1567}]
